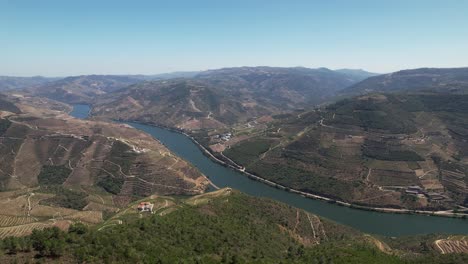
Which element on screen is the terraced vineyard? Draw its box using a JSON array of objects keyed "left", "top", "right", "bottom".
[
  {"left": 0, "top": 215, "right": 36, "bottom": 227},
  {"left": 434, "top": 236, "right": 468, "bottom": 254},
  {"left": 0, "top": 222, "right": 52, "bottom": 239}
]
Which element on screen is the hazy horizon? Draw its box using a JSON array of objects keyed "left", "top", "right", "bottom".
[
  {"left": 2, "top": 0, "right": 468, "bottom": 76},
  {"left": 1, "top": 66, "right": 382, "bottom": 78},
  {"left": 5, "top": 65, "right": 468, "bottom": 78}
]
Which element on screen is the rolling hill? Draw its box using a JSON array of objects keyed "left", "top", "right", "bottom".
[
  {"left": 0, "top": 76, "right": 61, "bottom": 91},
  {"left": 25, "top": 75, "right": 149, "bottom": 104},
  {"left": 343, "top": 67, "right": 468, "bottom": 95},
  {"left": 195, "top": 66, "right": 377, "bottom": 106},
  {"left": 18, "top": 72, "right": 201, "bottom": 104}
]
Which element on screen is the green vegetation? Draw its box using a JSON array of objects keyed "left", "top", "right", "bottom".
[
  {"left": 224, "top": 139, "right": 272, "bottom": 165},
  {"left": 1, "top": 190, "right": 467, "bottom": 263},
  {"left": 97, "top": 175, "right": 124, "bottom": 195},
  {"left": 0, "top": 119, "right": 11, "bottom": 135},
  {"left": 0, "top": 96, "right": 20, "bottom": 114},
  {"left": 249, "top": 161, "right": 356, "bottom": 200},
  {"left": 218, "top": 90, "right": 468, "bottom": 209},
  {"left": 107, "top": 141, "right": 137, "bottom": 175},
  {"left": 39, "top": 185, "right": 87, "bottom": 210},
  {"left": 36, "top": 165, "right": 88, "bottom": 209},
  {"left": 326, "top": 95, "right": 417, "bottom": 134},
  {"left": 363, "top": 141, "right": 424, "bottom": 161},
  {"left": 37, "top": 165, "right": 72, "bottom": 185}
]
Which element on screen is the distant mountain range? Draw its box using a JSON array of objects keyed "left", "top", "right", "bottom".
[
  {"left": 26, "top": 75, "right": 147, "bottom": 103},
  {"left": 0, "top": 76, "right": 62, "bottom": 91},
  {"left": 335, "top": 68, "right": 380, "bottom": 80},
  {"left": 195, "top": 67, "right": 376, "bottom": 105},
  {"left": 0, "top": 71, "right": 200, "bottom": 99},
  {"left": 90, "top": 67, "right": 377, "bottom": 129},
  {"left": 343, "top": 67, "right": 468, "bottom": 95}
]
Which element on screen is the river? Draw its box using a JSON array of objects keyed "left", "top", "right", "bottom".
[{"left": 71, "top": 104, "right": 468, "bottom": 236}]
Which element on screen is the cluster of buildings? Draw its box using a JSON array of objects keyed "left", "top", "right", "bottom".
[
  {"left": 213, "top": 132, "right": 232, "bottom": 141},
  {"left": 405, "top": 185, "right": 452, "bottom": 202}
]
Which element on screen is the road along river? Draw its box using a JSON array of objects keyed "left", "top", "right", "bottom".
[{"left": 71, "top": 104, "right": 468, "bottom": 236}]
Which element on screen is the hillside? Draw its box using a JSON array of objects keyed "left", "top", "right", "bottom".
[
  {"left": 195, "top": 92, "right": 468, "bottom": 211},
  {"left": 195, "top": 66, "right": 375, "bottom": 106},
  {"left": 24, "top": 75, "right": 150, "bottom": 104},
  {"left": 91, "top": 67, "right": 373, "bottom": 130},
  {"left": 18, "top": 72, "right": 202, "bottom": 104},
  {"left": 1, "top": 188, "right": 467, "bottom": 263},
  {"left": 344, "top": 67, "right": 468, "bottom": 95},
  {"left": 92, "top": 78, "right": 279, "bottom": 130},
  {"left": 0, "top": 76, "right": 61, "bottom": 91},
  {"left": 0, "top": 94, "right": 209, "bottom": 238}
]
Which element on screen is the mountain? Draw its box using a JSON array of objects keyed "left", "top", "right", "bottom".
[
  {"left": 335, "top": 68, "right": 380, "bottom": 80},
  {"left": 22, "top": 72, "right": 202, "bottom": 104},
  {"left": 91, "top": 78, "right": 280, "bottom": 130},
  {"left": 195, "top": 66, "right": 372, "bottom": 105},
  {"left": 2, "top": 188, "right": 467, "bottom": 263},
  {"left": 26, "top": 75, "right": 149, "bottom": 104},
  {"left": 196, "top": 92, "right": 468, "bottom": 211},
  {"left": 149, "top": 71, "right": 201, "bottom": 79},
  {"left": 0, "top": 94, "right": 208, "bottom": 234},
  {"left": 91, "top": 67, "right": 371, "bottom": 130},
  {"left": 0, "top": 76, "right": 61, "bottom": 91},
  {"left": 343, "top": 67, "right": 468, "bottom": 95}
]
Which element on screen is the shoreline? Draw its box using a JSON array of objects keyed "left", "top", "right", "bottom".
[{"left": 125, "top": 120, "right": 468, "bottom": 220}]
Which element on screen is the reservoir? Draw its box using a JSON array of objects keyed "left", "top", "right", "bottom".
[{"left": 71, "top": 104, "right": 468, "bottom": 236}]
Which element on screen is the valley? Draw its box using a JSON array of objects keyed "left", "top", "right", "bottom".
[
  {"left": 1, "top": 66, "right": 468, "bottom": 262},
  {"left": 3, "top": 1, "right": 468, "bottom": 262}
]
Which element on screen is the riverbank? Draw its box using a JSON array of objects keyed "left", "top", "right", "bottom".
[{"left": 125, "top": 120, "right": 468, "bottom": 220}]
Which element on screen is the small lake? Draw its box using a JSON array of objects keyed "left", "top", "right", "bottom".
[{"left": 71, "top": 105, "right": 468, "bottom": 236}]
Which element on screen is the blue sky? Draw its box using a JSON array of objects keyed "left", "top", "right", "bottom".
[{"left": 1, "top": 0, "right": 468, "bottom": 76}]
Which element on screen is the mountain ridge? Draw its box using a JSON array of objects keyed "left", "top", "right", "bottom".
[{"left": 343, "top": 67, "right": 468, "bottom": 95}]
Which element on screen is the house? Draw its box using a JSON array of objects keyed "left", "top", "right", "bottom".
[{"left": 137, "top": 202, "right": 154, "bottom": 213}]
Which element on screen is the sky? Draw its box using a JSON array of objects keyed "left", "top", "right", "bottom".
[{"left": 1, "top": 0, "right": 468, "bottom": 76}]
